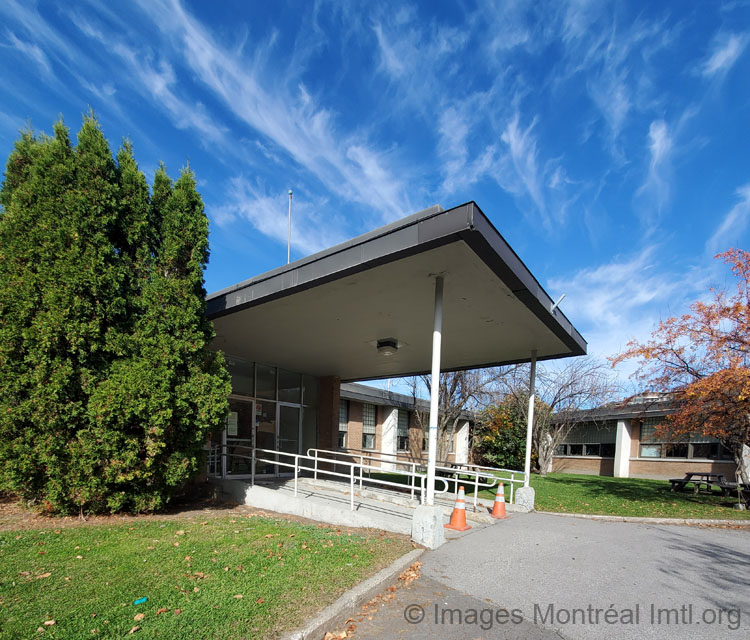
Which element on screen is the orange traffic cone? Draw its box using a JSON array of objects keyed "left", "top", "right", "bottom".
[
  {"left": 490, "top": 483, "right": 508, "bottom": 519},
  {"left": 445, "top": 485, "right": 472, "bottom": 531}
]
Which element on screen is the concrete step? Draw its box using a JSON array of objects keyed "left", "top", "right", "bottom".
[{"left": 209, "top": 477, "right": 497, "bottom": 538}]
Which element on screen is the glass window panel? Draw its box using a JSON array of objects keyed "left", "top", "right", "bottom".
[
  {"left": 362, "top": 404, "right": 377, "bottom": 434},
  {"left": 278, "top": 368, "right": 301, "bottom": 404},
  {"left": 665, "top": 443, "right": 688, "bottom": 458},
  {"left": 226, "top": 356, "right": 254, "bottom": 397},
  {"left": 338, "top": 400, "right": 348, "bottom": 431},
  {"left": 584, "top": 443, "right": 600, "bottom": 456},
  {"left": 256, "top": 364, "right": 276, "bottom": 400},
  {"left": 302, "top": 375, "right": 319, "bottom": 407},
  {"left": 568, "top": 444, "right": 583, "bottom": 456},
  {"left": 397, "top": 435, "right": 408, "bottom": 451},
  {"left": 363, "top": 433, "right": 375, "bottom": 449},
  {"left": 600, "top": 443, "right": 616, "bottom": 457},
  {"left": 397, "top": 410, "right": 409, "bottom": 437},
  {"left": 640, "top": 417, "right": 665, "bottom": 443},
  {"left": 338, "top": 431, "right": 347, "bottom": 449},
  {"left": 691, "top": 443, "right": 713, "bottom": 459},
  {"left": 554, "top": 444, "right": 567, "bottom": 456},
  {"left": 640, "top": 444, "right": 661, "bottom": 458},
  {"left": 278, "top": 405, "right": 300, "bottom": 455}
]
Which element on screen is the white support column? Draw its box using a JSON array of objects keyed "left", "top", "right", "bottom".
[
  {"left": 426, "top": 276, "right": 444, "bottom": 506},
  {"left": 523, "top": 350, "right": 537, "bottom": 487},
  {"left": 613, "top": 419, "right": 632, "bottom": 478},
  {"left": 380, "top": 407, "right": 398, "bottom": 472}
]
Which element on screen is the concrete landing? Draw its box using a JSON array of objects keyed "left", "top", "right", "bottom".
[{"left": 209, "top": 477, "right": 506, "bottom": 538}]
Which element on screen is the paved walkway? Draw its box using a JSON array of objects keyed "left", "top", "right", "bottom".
[{"left": 351, "top": 513, "right": 750, "bottom": 640}]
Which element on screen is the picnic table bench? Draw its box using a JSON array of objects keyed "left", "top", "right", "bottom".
[{"left": 669, "top": 472, "right": 726, "bottom": 494}]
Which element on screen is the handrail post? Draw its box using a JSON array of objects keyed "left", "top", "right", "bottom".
[
  {"left": 250, "top": 445, "right": 255, "bottom": 487},
  {"left": 510, "top": 473, "right": 515, "bottom": 504},
  {"left": 473, "top": 471, "right": 479, "bottom": 510},
  {"left": 359, "top": 462, "right": 363, "bottom": 490},
  {"left": 350, "top": 465, "right": 355, "bottom": 511},
  {"left": 314, "top": 450, "right": 318, "bottom": 480},
  {"left": 294, "top": 456, "right": 298, "bottom": 496}
]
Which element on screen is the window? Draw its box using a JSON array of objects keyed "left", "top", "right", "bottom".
[
  {"left": 338, "top": 400, "right": 348, "bottom": 449},
  {"left": 583, "top": 443, "right": 600, "bottom": 456},
  {"left": 555, "top": 444, "right": 568, "bottom": 456},
  {"left": 568, "top": 444, "right": 583, "bottom": 456},
  {"left": 422, "top": 432, "right": 428, "bottom": 451},
  {"left": 448, "top": 432, "right": 455, "bottom": 453},
  {"left": 691, "top": 442, "right": 733, "bottom": 460},
  {"left": 640, "top": 444, "right": 662, "bottom": 458},
  {"left": 600, "top": 443, "right": 616, "bottom": 457},
  {"left": 397, "top": 410, "right": 409, "bottom": 451},
  {"left": 362, "top": 403, "right": 376, "bottom": 449},
  {"left": 665, "top": 443, "right": 689, "bottom": 458}
]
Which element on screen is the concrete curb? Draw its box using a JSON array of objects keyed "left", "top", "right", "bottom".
[
  {"left": 543, "top": 511, "right": 750, "bottom": 526},
  {"left": 281, "top": 548, "right": 425, "bottom": 640}
]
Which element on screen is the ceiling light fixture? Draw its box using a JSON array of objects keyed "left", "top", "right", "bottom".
[{"left": 377, "top": 338, "right": 398, "bottom": 356}]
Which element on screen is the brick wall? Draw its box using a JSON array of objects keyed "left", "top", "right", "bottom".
[
  {"left": 551, "top": 457, "right": 615, "bottom": 475},
  {"left": 629, "top": 459, "right": 736, "bottom": 479}
]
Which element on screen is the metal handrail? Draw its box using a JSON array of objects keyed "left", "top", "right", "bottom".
[
  {"left": 305, "top": 447, "right": 522, "bottom": 508},
  {"left": 205, "top": 443, "right": 451, "bottom": 510}
]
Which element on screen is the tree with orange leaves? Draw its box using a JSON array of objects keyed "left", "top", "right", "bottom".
[{"left": 612, "top": 249, "right": 750, "bottom": 485}]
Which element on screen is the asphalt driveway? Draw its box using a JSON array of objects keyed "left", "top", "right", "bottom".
[{"left": 353, "top": 513, "right": 750, "bottom": 639}]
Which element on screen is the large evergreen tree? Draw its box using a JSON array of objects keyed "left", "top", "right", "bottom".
[{"left": 0, "top": 116, "right": 230, "bottom": 514}]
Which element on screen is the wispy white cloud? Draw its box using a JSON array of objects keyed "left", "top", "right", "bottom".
[
  {"left": 700, "top": 32, "right": 749, "bottom": 77},
  {"left": 135, "top": 0, "right": 413, "bottom": 223},
  {"left": 210, "top": 177, "right": 346, "bottom": 256},
  {"left": 4, "top": 31, "right": 51, "bottom": 75},
  {"left": 706, "top": 184, "right": 750, "bottom": 256},
  {"left": 635, "top": 119, "right": 672, "bottom": 226},
  {"left": 548, "top": 246, "right": 711, "bottom": 375},
  {"left": 500, "top": 114, "right": 547, "bottom": 219}
]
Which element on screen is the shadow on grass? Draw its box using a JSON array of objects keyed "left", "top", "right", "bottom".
[{"left": 536, "top": 474, "right": 739, "bottom": 509}]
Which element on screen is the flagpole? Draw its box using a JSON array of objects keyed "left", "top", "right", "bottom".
[{"left": 287, "top": 189, "right": 293, "bottom": 264}]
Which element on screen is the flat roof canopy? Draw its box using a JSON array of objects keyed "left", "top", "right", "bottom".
[{"left": 207, "top": 202, "right": 586, "bottom": 382}]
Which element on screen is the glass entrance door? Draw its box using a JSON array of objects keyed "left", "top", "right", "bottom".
[{"left": 277, "top": 404, "right": 301, "bottom": 476}]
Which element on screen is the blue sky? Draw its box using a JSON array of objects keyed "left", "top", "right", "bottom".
[{"left": 0, "top": 0, "right": 748, "bottom": 381}]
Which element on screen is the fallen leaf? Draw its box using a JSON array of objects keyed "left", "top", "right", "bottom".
[
  {"left": 233, "top": 594, "right": 243, "bottom": 599},
  {"left": 76, "top": 555, "right": 83, "bottom": 559},
  {"left": 175, "top": 530, "right": 185, "bottom": 536},
  {"left": 155, "top": 608, "right": 168, "bottom": 616},
  {"left": 256, "top": 598, "right": 264, "bottom": 604},
  {"left": 264, "top": 534, "right": 273, "bottom": 538},
  {"left": 199, "top": 521, "right": 208, "bottom": 526},
  {"left": 184, "top": 556, "right": 192, "bottom": 562},
  {"left": 36, "top": 572, "right": 52, "bottom": 579},
  {"left": 44, "top": 620, "right": 55, "bottom": 626},
  {"left": 173, "top": 542, "right": 180, "bottom": 547},
  {"left": 174, "top": 609, "right": 182, "bottom": 616},
  {"left": 133, "top": 613, "right": 144, "bottom": 622},
  {"left": 128, "top": 625, "right": 140, "bottom": 634}
]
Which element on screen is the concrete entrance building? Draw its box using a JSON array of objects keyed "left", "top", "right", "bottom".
[{"left": 205, "top": 201, "right": 587, "bottom": 509}]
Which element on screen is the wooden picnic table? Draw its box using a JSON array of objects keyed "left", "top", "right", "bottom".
[{"left": 669, "top": 472, "right": 727, "bottom": 494}]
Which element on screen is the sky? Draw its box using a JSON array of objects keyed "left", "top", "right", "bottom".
[{"left": 0, "top": 0, "right": 748, "bottom": 386}]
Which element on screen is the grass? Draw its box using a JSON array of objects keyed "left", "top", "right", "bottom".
[
  {"left": 363, "top": 468, "right": 750, "bottom": 520},
  {"left": 0, "top": 514, "right": 412, "bottom": 639},
  {"left": 471, "top": 473, "right": 750, "bottom": 520}
]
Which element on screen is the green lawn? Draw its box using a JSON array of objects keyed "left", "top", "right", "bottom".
[
  {"left": 473, "top": 473, "right": 750, "bottom": 520},
  {"left": 364, "top": 468, "right": 749, "bottom": 520},
  {"left": 0, "top": 515, "right": 411, "bottom": 639}
]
